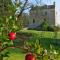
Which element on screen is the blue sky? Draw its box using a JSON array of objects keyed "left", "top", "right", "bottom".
[
  {"left": 55, "top": 0, "right": 60, "bottom": 25},
  {"left": 24, "top": 0, "right": 55, "bottom": 13},
  {"left": 28, "top": 0, "right": 54, "bottom": 5},
  {"left": 27, "top": 0, "right": 55, "bottom": 12}
]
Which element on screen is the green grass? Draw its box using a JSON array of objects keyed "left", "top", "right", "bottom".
[
  {"left": 3, "top": 30, "right": 60, "bottom": 60},
  {"left": 19, "top": 30, "right": 60, "bottom": 39},
  {"left": 3, "top": 48, "right": 25, "bottom": 60},
  {"left": 19, "top": 30, "right": 60, "bottom": 45},
  {"left": 18, "top": 30, "right": 60, "bottom": 50},
  {"left": 3, "top": 48, "right": 60, "bottom": 60}
]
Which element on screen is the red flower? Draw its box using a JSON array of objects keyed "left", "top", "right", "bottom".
[
  {"left": 25, "top": 53, "right": 36, "bottom": 60},
  {"left": 8, "top": 32, "right": 16, "bottom": 41}
]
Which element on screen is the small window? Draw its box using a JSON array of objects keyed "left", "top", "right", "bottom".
[
  {"left": 45, "top": 12, "right": 47, "bottom": 15},
  {"left": 33, "top": 19, "right": 35, "bottom": 23},
  {"left": 44, "top": 18, "right": 46, "bottom": 21}
]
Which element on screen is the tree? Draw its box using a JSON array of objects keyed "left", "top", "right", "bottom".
[
  {"left": 0, "top": 0, "right": 32, "bottom": 60},
  {"left": 40, "top": 19, "right": 49, "bottom": 31},
  {"left": 0, "top": 0, "right": 32, "bottom": 32}
]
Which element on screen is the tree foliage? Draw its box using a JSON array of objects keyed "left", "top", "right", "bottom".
[
  {"left": 40, "top": 19, "right": 49, "bottom": 31},
  {"left": 0, "top": 0, "right": 30, "bottom": 59}
]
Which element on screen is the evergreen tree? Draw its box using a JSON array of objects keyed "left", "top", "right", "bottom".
[{"left": 40, "top": 19, "right": 49, "bottom": 31}]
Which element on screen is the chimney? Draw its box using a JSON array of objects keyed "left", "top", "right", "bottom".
[{"left": 53, "top": 2, "right": 55, "bottom": 6}]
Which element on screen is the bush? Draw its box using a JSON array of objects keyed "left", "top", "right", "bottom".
[
  {"left": 18, "top": 30, "right": 60, "bottom": 50},
  {"left": 24, "top": 37, "right": 59, "bottom": 60},
  {"left": 28, "top": 19, "right": 60, "bottom": 32}
]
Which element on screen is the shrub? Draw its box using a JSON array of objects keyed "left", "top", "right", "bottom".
[
  {"left": 19, "top": 30, "right": 60, "bottom": 50},
  {"left": 24, "top": 38, "right": 44, "bottom": 59},
  {"left": 24, "top": 38, "right": 59, "bottom": 60}
]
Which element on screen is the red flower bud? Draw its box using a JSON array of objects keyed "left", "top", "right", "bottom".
[{"left": 8, "top": 32, "right": 16, "bottom": 41}]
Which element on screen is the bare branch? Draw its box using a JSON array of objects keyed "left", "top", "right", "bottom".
[
  {"left": 17, "top": 0, "right": 28, "bottom": 18},
  {"left": 23, "top": 6, "right": 31, "bottom": 10}
]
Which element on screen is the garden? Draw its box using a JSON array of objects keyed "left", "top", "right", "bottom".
[
  {"left": 0, "top": 0, "right": 60, "bottom": 60},
  {"left": 0, "top": 30, "right": 60, "bottom": 60}
]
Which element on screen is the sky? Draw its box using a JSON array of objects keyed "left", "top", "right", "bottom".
[
  {"left": 55, "top": 0, "right": 60, "bottom": 26},
  {"left": 28, "top": 0, "right": 54, "bottom": 5},
  {"left": 24, "top": 0, "right": 55, "bottom": 13}
]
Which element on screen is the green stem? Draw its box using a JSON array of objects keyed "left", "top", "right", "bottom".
[{"left": 0, "top": 55, "right": 3, "bottom": 60}]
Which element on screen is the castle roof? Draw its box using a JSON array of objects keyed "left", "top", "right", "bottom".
[{"left": 31, "top": 4, "right": 55, "bottom": 11}]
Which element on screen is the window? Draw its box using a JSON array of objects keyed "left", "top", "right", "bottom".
[
  {"left": 45, "top": 11, "right": 47, "bottom": 15},
  {"left": 33, "top": 19, "right": 35, "bottom": 23}
]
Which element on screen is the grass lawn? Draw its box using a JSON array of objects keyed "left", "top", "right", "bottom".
[
  {"left": 18, "top": 30, "right": 60, "bottom": 50},
  {"left": 19, "top": 30, "right": 60, "bottom": 39},
  {"left": 3, "top": 48, "right": 25, "bottom": 60},
  {"left": 3, "top": 30, "right": 60, "bottom": 60}
]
